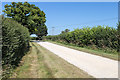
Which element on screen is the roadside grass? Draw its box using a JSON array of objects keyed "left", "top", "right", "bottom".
[
  {"left": 11, "top": 42, "right": 93, "bottom": 78},
  {"left": 11, "top": 43, "right": 37, "bottom": 78},
  {"left": 45, "top": 40, "right": 118, "bottom": 61}
]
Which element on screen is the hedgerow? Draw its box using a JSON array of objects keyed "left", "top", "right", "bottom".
[
  {"left": 44, "top": 26, "right": 118, "bottom": 53},
  {"left": 30, "top": 37, "right": 37, "bottom": 40},
  {"left": 2, "top": 18, "right": 30, "bottom": 78}
]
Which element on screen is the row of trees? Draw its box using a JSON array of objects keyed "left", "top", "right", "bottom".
[
  {"left": 3, "top": 2, "right": 48, "bottom": 39},
  {"left": 44, "top": 25, "right": 119, "bottom": 53}
]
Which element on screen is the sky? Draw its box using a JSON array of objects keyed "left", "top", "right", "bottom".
[
  {"left": 2, "top": 2, "right": 118, "bottom": 36},
  {"left": 1, "top": 0, "right": 120, "bottom": 2}
]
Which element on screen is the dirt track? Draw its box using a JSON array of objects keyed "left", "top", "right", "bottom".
[{"left": 37, "top": 41, "right": 118, "bottom": 78}]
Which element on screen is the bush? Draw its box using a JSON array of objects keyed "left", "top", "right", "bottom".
[
  {"left": 30, "top": 37, "right": 37, "bottom": 40},
  {"left": 2, "top": 18, "right": 30, "bottom": 78},
  {"left": 44, "top": 26, "right": 118, "bottom": 52}
]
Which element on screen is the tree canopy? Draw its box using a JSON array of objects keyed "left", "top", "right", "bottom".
[
  {"left": 3, "top": 2, "right": 47, "bottom": 38},
  {"left": 61, "top": 29, "right": 70, "bottom": 34}
]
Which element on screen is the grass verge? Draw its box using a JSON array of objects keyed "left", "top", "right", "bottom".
[
  {"left": 11, "top": 42, "right": 93, "bottom": 78},
  {"left": 45, "top": 40, "right": 118, "bottom": 61}
]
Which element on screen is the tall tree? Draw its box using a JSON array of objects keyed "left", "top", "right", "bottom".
[
  {"left": 61, "top": 29, "right": 70, "bottom": 34},
  {"left": 3, "top": 2, "right": 47, "bottom": 37},
  {"left": 65, "top": 29, "right": 70, "bottom": 33}
]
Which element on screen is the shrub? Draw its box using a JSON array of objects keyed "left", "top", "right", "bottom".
[
  {"left": 44, "top": 26, "right": 118, "bottom": 52},
  {"left": 2, "top": 18, "right": 30, "bottom": 78},
  {"left": 30, "top": 37, "right": 37, "bottom": 40}
]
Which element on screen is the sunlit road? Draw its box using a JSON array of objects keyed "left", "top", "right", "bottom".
[{"left": 37, "top": 41, "right": 118, "bottom": 78}]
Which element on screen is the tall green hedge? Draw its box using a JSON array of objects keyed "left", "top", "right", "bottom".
[
  {"left": 44, "top": 26, "right": 118, "bottom": 52},
  {"left": 2, "top": 18, "right": 30, "bottom": 78}
]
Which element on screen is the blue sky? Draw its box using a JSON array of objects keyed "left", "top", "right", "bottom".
[
  {"left": 2, "top": 2, "right": 118, "bottom": 35},
  {"left": 1, "top": 0, "right": 120, "bottom": 2}
]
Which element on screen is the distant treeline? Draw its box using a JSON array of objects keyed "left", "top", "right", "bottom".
[
  {"left": 44, "top": 26, "right": 119, "bottom": 53},
  {"left": 2, "top": 18, "right": 30, "bottom": 78}
]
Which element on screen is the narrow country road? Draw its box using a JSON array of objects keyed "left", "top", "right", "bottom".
[{"left": 37, "top": 41, "right": 118, "bottom": 78}]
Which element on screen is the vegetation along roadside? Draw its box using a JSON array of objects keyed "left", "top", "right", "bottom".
[
  {"left": 43, "top": 25, "right": 120, "bottom": 61},
  {"left": 11, "top": 42, "right": 94, "bottom": 78}
]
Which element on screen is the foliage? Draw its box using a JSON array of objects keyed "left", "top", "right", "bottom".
[
  {"left": 44, "top": 26, "right": 118, "bottom": 52},
  {"left": 118, "top": 22, "right": 120, "bottom": 52},
  {"left": 35, "top": 24, "right": 48, "bottom": 40},
  {"left": 2, "top": 18, "right": 30, "bottom": 78},
  {"left": 61, "top": 29, "right": 70, "bottom": 34},
  {"left": 30, "top": 37, "right": 37, "bottom": 40},
  {"left": 0, "top": 15, "right": 2, "bottom": 74},
  {"left": 3, "top": 2, "right": 48, "bottom": 38}
]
